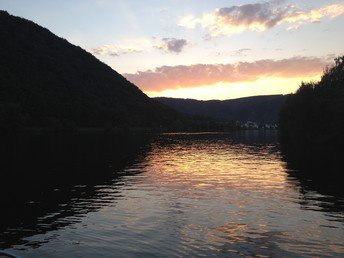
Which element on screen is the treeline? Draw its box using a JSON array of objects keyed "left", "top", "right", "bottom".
[{"left": 279, "top": 56, "right": 344, "bottom": 172}]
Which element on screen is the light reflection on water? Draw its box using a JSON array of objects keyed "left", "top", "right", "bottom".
[{"left": 1, "top": 131, "right": 344, "bottom": 257}]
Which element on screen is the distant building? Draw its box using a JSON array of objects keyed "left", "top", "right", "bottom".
[{"left": 235, "top": 121, "right": 278, "bottom": 130}]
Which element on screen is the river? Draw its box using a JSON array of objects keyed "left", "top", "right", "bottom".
[{"left": 1, "top": 131, "right": 343, "bottom": 257}]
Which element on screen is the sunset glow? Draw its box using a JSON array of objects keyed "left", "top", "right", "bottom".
[{"left": 146, "top": 75, "right": 322, "bottom": 100}]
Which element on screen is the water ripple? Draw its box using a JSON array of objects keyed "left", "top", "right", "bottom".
[{"left": 1, "top": 132, "right": 344, "bottom": 257}]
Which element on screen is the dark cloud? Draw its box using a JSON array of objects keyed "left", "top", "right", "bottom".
[{"left": 156, "top": 38, "right": 189, "bottom": 53}]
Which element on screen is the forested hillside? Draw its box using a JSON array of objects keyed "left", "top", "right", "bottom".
[
  {"left": 279, "top": 56, "right": 344, "bottom": 172},
  {"left": 155, "top": 95, "right": 287, "bottom": 124},
  {"left": 0, "top": 10, "right": 180, "bottom": 131}
]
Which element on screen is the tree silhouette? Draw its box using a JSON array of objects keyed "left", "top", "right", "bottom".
[{"left": 279, "top": 56, "right": 344, "bottom": 172}]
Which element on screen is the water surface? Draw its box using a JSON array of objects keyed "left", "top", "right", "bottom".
[{"left": 1, "top": 132, "right": 343, "bottom": 257}]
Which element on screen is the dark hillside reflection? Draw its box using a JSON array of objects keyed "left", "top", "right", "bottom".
[
  {"left": 0, "top": 133, "right": 153, "bottom": 249},
  {"left": 281, "top": 138, "right": 344, "bottom": 217},
  {"left": 284, "top": 158, "right": 344, "bottom": 216}
]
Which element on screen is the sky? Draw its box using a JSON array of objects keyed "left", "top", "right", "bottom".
[{"left": 1, "top": 0, "right": 344, "bottom": 100}]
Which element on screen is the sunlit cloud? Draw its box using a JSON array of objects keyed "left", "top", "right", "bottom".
[
  {"left": 178, "top": 1, "right": 344, "bottom": 36},
  {"left": 124, "top": 56, "right": 328, "bottom": 92}
]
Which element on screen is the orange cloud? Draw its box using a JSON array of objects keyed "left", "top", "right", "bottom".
[
  {"left": 124, "top": 57, "right": 328, "bottom": 91},
  {"left": 178, "top": 2, "right": 344, "bottom": 36}
]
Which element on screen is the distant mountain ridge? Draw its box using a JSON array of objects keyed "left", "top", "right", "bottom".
[
  {"left": 0, "top": 10, "right": 180, "bottom": 130},
  {"left": 155, "top": 95, "right": 288, "bottom": 124}
]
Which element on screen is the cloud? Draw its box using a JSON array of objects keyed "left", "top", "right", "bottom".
[
  {"left": 90, "top": 38, "right": 152, "bottom": 56},
  {"left": 91, "top": 37, "right": 190, "bottom": 56},
  {"left": 124, "top": 56, "right": 328, "bottom": 91},
  {"left": 231, "top": 48, "right": 251, "bottom": 57},
  {"left": 178, "top": 1, "right": 344, "bottom": 36},
  {"left": 156, "top": 38, "right": 189, "bottom": 53},
  {"left": 91, "top": 45, "right": 143, "bottom": 56},
  {"left": 159, "top": 8, "right": 168, "bottom": 13}
]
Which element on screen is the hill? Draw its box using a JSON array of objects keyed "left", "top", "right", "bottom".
[
  {"left": 279, "top": 56, "right": 344, "bottom": 172},
  {"left": 155, "top": 95, "right": 288, "bottom": 124},
  {"left": 0, "top": 10, "right": 180, "bottom": 131}
]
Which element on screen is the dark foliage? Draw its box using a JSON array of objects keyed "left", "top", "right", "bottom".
[
  {"left": 279, "top": 56, "right": 344, "bottom": 172},
  {"left": 0, "top": 10, "right": 182, "bottom": 131},
  {"left": 155, "top": 95, "right": 288, "bottom": 124}
]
